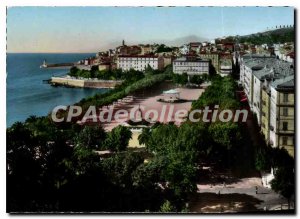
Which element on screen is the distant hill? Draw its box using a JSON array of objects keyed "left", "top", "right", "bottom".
[
  {"left": 163, "top": 35, "right": 209, "bottom": 47},
  {"left": 238, "top": 27, "right": 294, "bottom": 44}
]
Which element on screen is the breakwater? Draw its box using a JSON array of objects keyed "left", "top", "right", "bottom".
[{"left": 50, "top": 76, "right": 123, "bottom": 88}]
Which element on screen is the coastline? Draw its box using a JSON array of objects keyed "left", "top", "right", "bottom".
[{"left": 50, "top": 75, "right": 123, "bottom": 89}]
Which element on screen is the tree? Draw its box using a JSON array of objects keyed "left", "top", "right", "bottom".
[
  {"left": 69, "top": 66, "right": 79, "bottom": 77},
  {"left": 208, "top": 122, "right": 241, "bottom": 150},
  {"left": 145, "top": 64, "right": 154, "bottom": 76},
  {"left": 155, "top": 44, "right": 173, "bottom": 53},
  {"left": 74, "top": 125, "right": 106, "bottom": 149},
  {"left": 160, "top": 200, "right": 176, "bottom": 212},
  {"left": 105, "top": 125, "right": 132, "bottom": 151},
  {"left": 162, "top": 151, "right": 197, "bottom": 199},
  {"left": 102, "top": 152, "right": 144, "bottom": 186},
  {"left": 132, "top": 159, "right": 164, "bottom": 189},
  {"left": 189, "top": 75, "right": 203, "bottom": 85},
  {"left": 138, "top": 128, "right": 151, "bottom": 146},
  {"left": 90, "top": 65, "right": 99, "bottom": 78},
  {"left": 271, "top": 147, "right": 294, "bottom": 168},
  {"left": 172, "top": 73, "right": 188, "bottom": 85},
  {"left": 141, "top": 123, "right": 200, "bottom": 207},
  {"left": 271, "top": 167, "right": 295, "bottom": 209},
  {"left": 145, "top": 123, "right": 178, "bottom": 153},
  {"left": 255, "top": 145, "right": 271, "bottom": 171}
]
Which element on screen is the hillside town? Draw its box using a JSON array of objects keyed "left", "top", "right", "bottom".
[
  {"left": 62, "top": 27, "right": 295, "bottom": 191},
  {"left": 76, "top": 30, "right": 294, "bottom": 77},
  {"left": 73, "top": 28, "right": 295, "bottom": 158}
]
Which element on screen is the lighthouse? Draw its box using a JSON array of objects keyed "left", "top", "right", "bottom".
[{"left": 40, "top": 59, "right": 47, "bottom": 68}]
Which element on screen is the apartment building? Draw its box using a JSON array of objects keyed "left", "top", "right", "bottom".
[
  {"left": 261, "top": 85, "right": 271, "bottom": 142},
  {"left": 172, "top": 56, "right": 210, "bottom": 75},
  {"left": 199, "top": 52, "right": 219, "bottom": 73},
  {"left": 239, "top": 55, "right": 295, "bottom": 157},
  {"left": 240, "top": 56, "right": 293, "bottom": 109},
  {"left": 117, "top": 55, "right": 164, "bottom": 72},
  {"left": 252, "top": 68, "right": 273, "bottom": 125},
  {"left": 269, "top": 75, "right": 295, "bottom": 157}
]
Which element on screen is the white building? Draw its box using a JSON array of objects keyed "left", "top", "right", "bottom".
[
  {"left": 173, "top": 56, "right": 209, "bottom": 75},
  {"left": 239, "top": 55, "right": 278, "bottom": 109},
  {"left": 179, "top": 44, "right": 189, "bottom": 55},
  {"left": 252, "top": 68, "right": 274, "bottom": 125},
  {"left": 239, "top": 55, "right": 294, "bottom": 154},
  {"left": 220, "top": 58, "right": 232, "bottom": 76},
  {"left": 117, "top": 55, "right": 164, "bottom": 72},
  {"left": 240, "top": 60, "right": 257, "bottom": 108}
]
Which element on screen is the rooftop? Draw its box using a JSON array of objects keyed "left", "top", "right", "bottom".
[
  {"left": 118, "top": 55, "right": 159, "bottom": 58},
  {"left": 243, "top": 57, "right": 294, "bottom": 80},
  {"left": 173, "top": 56, "right": 209, "bottom": 62},
  {"left": 271, "top": 75, "right": 294, "bottom": 90},
  {"left": 242, "top": 54, "right": 274, "bottom": 59},
  {"left": 252, "top": 67, "right": 273, "bottom": 80}
]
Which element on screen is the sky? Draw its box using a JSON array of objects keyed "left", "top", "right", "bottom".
[{"left": 7, "top": 7, "right": 294, "bottom": 53}]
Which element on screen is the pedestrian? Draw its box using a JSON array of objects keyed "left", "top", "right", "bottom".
[
  {"left": 220, "top": 206, "right": 224, "bottom": 212},
  {"left": 255, "top": 186, "right": 258, "bottom": 194},
  {"left": 218, "top": 190, "right": 221, "bottom": 197}
]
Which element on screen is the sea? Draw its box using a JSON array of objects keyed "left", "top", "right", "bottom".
[{"left": 7, "top": 53, "right": 108, "bottom": 127}]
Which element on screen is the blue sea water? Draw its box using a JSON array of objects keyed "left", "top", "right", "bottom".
[{"left": 7, "top": 53, "right": 107, "bottom": 127}]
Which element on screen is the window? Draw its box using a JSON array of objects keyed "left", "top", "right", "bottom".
[
  {"left": 283, "top": 93, "right": 289, "bottom": 102},
  {"left": 283, "top": 108, "right": 288, "bottom": 116},
  {"left": 282, "top": 136, "right": 288, "bottom": 145},
  {"left": 283, "top": 122, "right": 288, "bottom": 131}
]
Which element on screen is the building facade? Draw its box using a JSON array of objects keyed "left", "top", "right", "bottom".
[
  {"left": 117, "top": 55, "right": 164, "bottom": 72},
  {"left": 219, "top": 53, "right": 233, "bottom": 76},
  {"left": 172, "top": 56, "right": 210, "bottom": 75},
  {"left": 261, "top": 86, "right": 271, "bottom": 142},
  {"left": 269, "top": 76, "right": 295, "bottom": 157},
  {"left": 239, "top": 55, "right": 295, "bottom": 157},
  {"left": 199, "top": 52, "right": 220, "bottom": 73}
]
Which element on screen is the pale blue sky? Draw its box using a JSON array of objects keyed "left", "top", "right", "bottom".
[{"left": 7, "top": 7, "right": 294, "bottom": 53}]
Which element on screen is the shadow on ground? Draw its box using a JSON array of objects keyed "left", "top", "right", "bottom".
[{"left": 189, "top": 192, "right": 263, "bottom": 213}]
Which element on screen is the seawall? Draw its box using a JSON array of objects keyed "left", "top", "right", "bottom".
[{"left": 50, "top": 76, "right": 123, "bottom": 88}]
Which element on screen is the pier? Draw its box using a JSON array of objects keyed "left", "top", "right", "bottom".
[{"left": 40, "top": 59, "right": 75, "bottom": 69}]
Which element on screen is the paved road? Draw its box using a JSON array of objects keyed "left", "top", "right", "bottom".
[{"left": 190, "top": 178, "right": 290, "bottom": 213}]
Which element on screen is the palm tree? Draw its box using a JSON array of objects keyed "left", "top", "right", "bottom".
[{"left": 138, "top": 127, "right": 151, "bottom": 146}]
